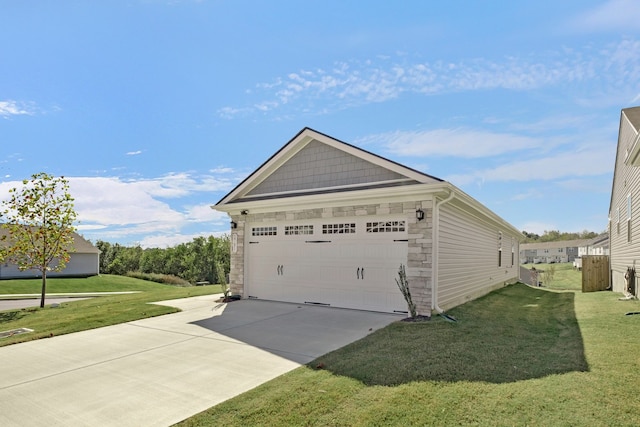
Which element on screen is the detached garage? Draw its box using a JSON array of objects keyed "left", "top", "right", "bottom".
[{"left": 214, "top": 128, "right": 521, "bottom": 316}]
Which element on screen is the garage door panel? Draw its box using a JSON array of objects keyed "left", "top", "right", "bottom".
[{"left": 246, "top": 218, "right": 408, "bottom": 313}]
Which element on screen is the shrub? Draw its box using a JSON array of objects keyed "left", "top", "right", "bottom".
[
  {"left": 125, "top": 271, "right": 192, "bottom": 287},
  {"left": 395, "top": 264, "right": 417, "bottom": 318}
]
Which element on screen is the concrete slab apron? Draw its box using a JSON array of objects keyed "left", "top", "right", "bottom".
[{"left": 0, "top": 295, "right": 401, "bottom": 427}]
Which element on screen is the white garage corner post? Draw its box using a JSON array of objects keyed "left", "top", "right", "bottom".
[{"left": 432, "top": 189, "right": 456, "bottom": 315}]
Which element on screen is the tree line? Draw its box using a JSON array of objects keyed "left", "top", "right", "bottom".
[
  {"left": 95, "top": 235, "right": 230, "bottom": 285},
  {"left": 521, "top": 229, "right": 602, "bottom": 243}
]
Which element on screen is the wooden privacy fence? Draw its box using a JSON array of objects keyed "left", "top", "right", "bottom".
[{"left": 582, "top": 255, "right": 610, "bottom": 292}]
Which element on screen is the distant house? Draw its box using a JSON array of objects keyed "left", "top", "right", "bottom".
[
  {"left": 609, "top": 106, "right": 640, "bottom": 295},
  {"left": 0, "top": 229, "right": 100, "bottom": 279},
  {"left": 519, "top": 240, "right": 585, "bottom": 264},
  {"left": 578, "top": 233, "right": 610, "bottom": 257},
  {"left": 214, "top": 127, "right": 521, "bottom": 317}
]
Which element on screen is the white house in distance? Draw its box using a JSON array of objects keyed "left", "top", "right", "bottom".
[
  {"left": 519, "top": 240, "right": 584, "bottom": 264},
  {"left": 577, "top": 233, "right": 609, "bottom": 257},
  {"left": 609, "top": 106, "right": 640, "bottom": 295},
  {"left": 213, "top": 128, "right": 521, "bottom": 317},
  {"left": 0, "top": 229, "right": 100, "bottom": 279}
]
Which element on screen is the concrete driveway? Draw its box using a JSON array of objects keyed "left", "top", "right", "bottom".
[{"left": 0, "top": 295, "right": 401, "bottom": 427}]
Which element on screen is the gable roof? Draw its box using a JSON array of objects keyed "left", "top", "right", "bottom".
[
  {"left": 214, "top": 128, "right": 522, "bottom": 237},
  {"left": 624, "top": 106, "right": 640, "bottom": 132},
  {"left": 216, "top": 127, "right": 443, "bottom": 206},
  {"left": 0, "top": 227, "right": 100, "bottom": 254}
]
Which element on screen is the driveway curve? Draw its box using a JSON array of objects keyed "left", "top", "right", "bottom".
[{"left": 0, "top": 295, "right": 401, "bottom": 427}]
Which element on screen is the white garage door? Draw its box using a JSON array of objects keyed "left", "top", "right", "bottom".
[{"left": 245, "top": 217, "right": 409, "bottom": 313}]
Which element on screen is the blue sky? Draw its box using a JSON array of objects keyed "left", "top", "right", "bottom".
[{"left": 1, "top": 0, "right": 638, "bottom": 247}]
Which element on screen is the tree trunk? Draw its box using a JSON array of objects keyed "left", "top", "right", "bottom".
[{"left": 40, "top": 271, "right": 47, "bottom": 308}]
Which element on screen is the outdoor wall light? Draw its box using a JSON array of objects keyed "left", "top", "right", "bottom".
[
  {"left": 416, "top": 209, "right": 424, "bottom": 221},
  {"left": 230, "top": 220, "right": 237, "bottom": 229}
]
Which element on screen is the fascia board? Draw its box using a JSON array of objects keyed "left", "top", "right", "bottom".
[{"left": 212, "top": 182, "right": 451, "bottom": 215}]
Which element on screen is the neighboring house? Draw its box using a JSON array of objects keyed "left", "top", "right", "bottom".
[
  {"left": 577, "top": 233, "right": 610, "bottom": 257},
  {"left": 213, "top": 128, "right": 521, "bottom": 317},
  {"left": 0, "top": 229, "right": 100, "bottom": 279},
  {"left": 609, "top": 106, "right": 640, "bottom": 295},
  {"left": 519, "top": 240, "right": 585, "bottom": 264}
]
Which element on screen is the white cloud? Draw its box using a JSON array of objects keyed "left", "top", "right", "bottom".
[
  {"left": 446, "top": 146, "right": 614, "bottom": 186},
  {"left": 362, "top": 129, "right": 547, "bottom": 158},
  {"left": 186, "top": 204, "right": 228, "bottom": 223},
  {"left": 128, "top": 172, "right": 234, "bottom": 198},
  {"left": 209, "top": 166, "right": 234, "bottom": 174},
  {"left": 0, "top": 171, "right": 238, "bottom": 248},
  {"left": 519, "top": 221, "right": 558, "bottom": 235},
  {"left": 0, "top": 100, "right": 35, "bottom": 118},
  {"left": 511, "top": 189, "right": 544, "bottom": 201},
  {"left": 126, "top": 150, "right": 143, "bottom": 156},
  {"left": 68, "top": 176, "right": 186, "bottom": 228},
  {"left": 569, "top": 0, "right": 640, "bottom": 32},
  {"left": 217, "top": 39, "right": 640, "bottom": 119}
]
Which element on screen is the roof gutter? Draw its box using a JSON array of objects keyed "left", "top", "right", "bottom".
[{"left": 432, "top": 188, "right": 456, "bottom": 315}]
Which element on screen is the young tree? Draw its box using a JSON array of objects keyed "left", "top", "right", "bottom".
[{"left": 0, "top": 173, "right": 77, "bottom": 308}]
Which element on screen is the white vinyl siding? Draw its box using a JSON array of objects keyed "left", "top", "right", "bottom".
[
  {"left": 437, "top": 203, "right": 519, "bottom": 310},
  {"left": 0, "top": 252, "right": 99, "bottom": 279}
]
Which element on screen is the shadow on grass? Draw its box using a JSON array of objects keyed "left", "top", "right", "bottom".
[
  {"left": 0, "top": 310, "right": 30, "bottom": 324},
  {"left": 313, "top": 284, "right": 589, "bottom": 386}
]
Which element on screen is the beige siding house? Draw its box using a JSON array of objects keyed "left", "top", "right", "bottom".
[
  {"left": 519, "top": 240, "right": 584, "bottom": 264},
  {"left": 609, "top": 107, "right": 640, "bottom": 295},
  {"left": 214, "top": 128, "right": 521, "bottom": 317},
  {"left": 0, "top": 230, "right": 100, "bottom": 279}
]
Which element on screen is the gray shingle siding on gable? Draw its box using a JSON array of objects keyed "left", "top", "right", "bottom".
[{"left": 247, "top": 140, "right": 408, "bottom": 196}]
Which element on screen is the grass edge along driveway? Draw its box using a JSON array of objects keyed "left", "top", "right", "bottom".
[
  {"left": 177, "top": 284, "right": 640, "bottom": 427},
  {"left": 0, "top": 275, "right": 222, "bottom": 347}
]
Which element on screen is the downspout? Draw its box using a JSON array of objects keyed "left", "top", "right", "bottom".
[{"left": 432, "top": 189, "right": 456, "bottom": 318}]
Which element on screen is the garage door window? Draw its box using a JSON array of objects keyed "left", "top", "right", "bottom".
[
  {"left": 323, "top": 223, "right": 356, "bottom": 234},
  {"left": 252, "top": 226, "right": 278, "bottom": 236},
  {"left": 366, "top": 220, "right": 406, "bottom": 233},
  {"left": 285, "top": 225, "right": 313, "bottom": 235}
]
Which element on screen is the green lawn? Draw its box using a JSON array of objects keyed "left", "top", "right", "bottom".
[
  {"left": 0, "top": 274, "right": 171, "bottom": 294},
  {"left": 0, "top": 275, "right": 222, "bottom": 346},
  {"left": 177, "top": 284, "right": 640, "bottom": 427},
  {"left": 523, "top": 262, "right": 582, "bottom": 290}
]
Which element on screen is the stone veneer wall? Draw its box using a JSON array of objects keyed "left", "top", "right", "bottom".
[{"left": 229, "top": 200, "right": 434, "bottom": 316}]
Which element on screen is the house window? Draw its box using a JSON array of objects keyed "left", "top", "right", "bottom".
[
  {"left": 366, "top": 221, "right": 406, "bottom": 233},
  {"left": 322, "top": 223, "right": 356, "bottom": 234},
  {"left": 252, "top": 226, "right": 277, "bottom": 236},
  {"left": 511, "top": 242, "right": 515, "bottom": 267},
  {"left": 498, "top": 232, "right": 503, "bottom": 267},
  {"left": 285, "top": 225, "right": 313, "bottom": 235},
  {"left": 617, "top": 207, "right": 620, "bottom": 235}
]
